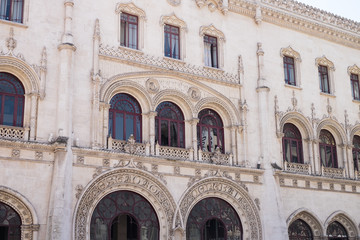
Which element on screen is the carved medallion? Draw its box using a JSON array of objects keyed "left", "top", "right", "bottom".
[
  {"left": 167, "top": 0, "right": 181, "bottom": 6},
  {"left": 146, "top": 78, "right": 160, "bottom": 94},
  {"left": 188, "top": 87, "right": 200, "bottom": 101}
]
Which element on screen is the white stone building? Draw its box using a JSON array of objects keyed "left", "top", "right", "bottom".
[{"left": 0, "top": 0, "right": 359, "bottom": 239}]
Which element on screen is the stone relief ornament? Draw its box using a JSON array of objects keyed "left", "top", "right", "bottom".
[
  {"left": 123, "top": 134, "right": 140, "bottom": 154},
  {"left": 195, "top": 0, "right": 228, "bottom": 15},
  {"left": 167, "top": 0, "right": 181, "bottom": 7},
  {"left": 146, "top": 78, "right": 160, "bottom": 93},
  {"left": 188, "top": 87, "right": 200, "bottom": 101}
]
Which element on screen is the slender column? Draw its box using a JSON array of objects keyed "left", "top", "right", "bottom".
[
  {"left": 347, "top": 144, "right": 355, "bottom": 179},
  {"left": 101, "top": 103, "right": 111, "bottom": 148},
  {"left": 190, "top": 118, "right": 199, "bottom": 160},
  {"left": 149, "top": 111, "right": 157, "bottom": 155},
  {"left": 313, "top": 139, "right": 320, "bottom": 175},
  {"left": 305, "top": 138, "right": 315, "bottom": 174},
  {"left": 340, "top": 144, "right": 349, "bottom": 178},
  {"left": 236, "top": 126, "right": 242, "bottom": 166},
  {"left": 230, "top": 126, "right": 237, "bottom": 165},
  {"left": 29, "top": 92, "right": 38, "bottom": 141}
]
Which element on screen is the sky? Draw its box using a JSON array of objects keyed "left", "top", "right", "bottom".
[{"left": 295, "top": 0, "right": 360, "bottom": 22}]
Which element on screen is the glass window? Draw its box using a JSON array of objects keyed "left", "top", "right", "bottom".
[
  {"left": 0, "top": 0, "right": 24, "bottom": 23},
  {"left": 90, "top": 191, "right": 159, "bottom": 240},
  {"left": 284, "top": 56, "right": 296, "bottom": 85},
  {"left": 351, "top": 73, "right": 360, "bottom": 100},
  {"left": 0, "top": 72, "right": 25, "bottom": 127},
  {"left": 197, "top": 109, "right": 224, "bottom": 153},
  {"left": 327, "top": 221, "right": 348, "bottom": 240},
  {"left": 352, "top": 135, "right": 360, "bottom": 171},
  {"left": 319, "top": 65, "right": 330, "bottom": 93},
  {"left": 319, "top": 130, "right": 337, "bottom": 168},
  {"left": 186, "top": 197, "right": 242, "bottom": 240},
  {"left": 282, "top": 123, "right": 303, "bottom": 163},
  {"left": 0, "top": 202, "right": 21, "bottom": 240},
  {"left": 204, "top": 35, "right": 218, "bottom": 68},
  {"left": 155, "top": 101, "right": 184, "bottom": 148},
  {"left": 288, "top": 219, "right": 313, "bottom": 240},
  {"left": 164, "top": 24, "right": 180, "bottom": 59},
  {"left": 120, "top": 12, "right": 138, "bottom": 49},
  {"left": 109, "top": 93, "right": 142, "bottom": 142}
]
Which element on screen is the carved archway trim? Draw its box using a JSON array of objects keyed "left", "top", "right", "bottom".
[
  {"left": 0, "top": 186, "right": 39, "bottom": 240},
  {"left": 324, "top": 211, "right": 358, "bottom": 239},
  {"left": 287, "top": 208, "right": 323, "bottom": 237},
  {"left": 177, "top": 177, "right": 262, "bottom": 240},
  {"left": 279, "top": 112, "right": 313, "bottom": 140},
  {"left": 115, "top": 2, "right": 146, "bottom": 20},
  {"left": 349, "top": 124, "right": 360, "bottom": 143},
  {"left": 73, "top": 168, "right": 176, "bottom": 240},
  {"left": 199, "top": 24, "right": 225, "bottom": 42},
  {"left": 316, "top": 118, "right": 347, "bottom": 145},
  {"left": 280, "top": 46, "right": 301, "bottom": 62},
  {"left": 347, "top": 64, "right": 360, "bottom": 76},
  {"left": 315, "top": 56, "right": 335, "bottom": 71},
  {"left": 160, "top": 13, "right": 187, "bottom": 31}
]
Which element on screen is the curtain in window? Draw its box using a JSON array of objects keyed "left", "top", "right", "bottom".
[
  {"left": 164, "top": 32, "right": 171, "bottom": 57},
  {"left": 171, "top": 34, "right": 179, "bottom": 59},
  {"left": 0, "top": 0, "right": 7, "bottom": 20},
  {"left": 128, "top": 22, "right": 137, "bottom": 49},
  {"left": 11, "top": 0, "right": 23, "bottom": 23},
  {"left": 204, "top": 42, "right": 212, "bottom": 67}
]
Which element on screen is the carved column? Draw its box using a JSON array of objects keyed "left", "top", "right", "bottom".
[
  {"left": 312, "top": 139, "right": 320, "bottom": 175},
  {"left": 347, "top": 144, "right": 355, "bottom": 179},
  {"left": 190, "top": 118, "right": 199, "bottom": 160},
  {"left": 29, "top": 93, "right": 38, "bottom": 141},
  {"left": 149, "top": 111, "right": 157, "bottom": 155},
  {"left": 305, "top": 138, "right": 315, "bottom": 174},
  {"left": 100, "top": 102, "right": 110, "bottom": 148},
  {"left": 236, "top": 126, "right": 243, "bottom": 166},
  {"left": 230, "top": 126, "right": 237, "bottom": 165},
  {"left": 340, "top": 144, "right": 349, "bottom": 178},
  {"left": 39, "top": 47, "right": 47, "bottom": 100}
]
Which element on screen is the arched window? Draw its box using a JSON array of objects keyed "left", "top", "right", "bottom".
[
  {"left": 186, "top": 197, "right": 242, "bottom": 240},
  {"left": 0, "top": 202, "right": 21, "bottom": 240},
  {"left": 319, "top": 130, "right": 338, "bottom": 168},
  {"left": 109, "top": 93, "right": 142, "bottom": 142},
  {"left": 282, "top": 123, "right": 303, "bottom": 163},
  {"left": 90, "top": 191, "right": 159, "bottom": 240},
  {"left": 352, "top": 135, "right": 360, "bottom": 171},
  {"left": 0, "top": 72, "right": 25, "bottom": 127},
  {"left": 288, "top": 219, "right": 313, "bottom": 240},
  {"left": 197, "top": 109, "right": 224, "bottom": 153},
  {"left": 327, "top": 221, "right": 348, "bottom": 240},
  {"left": 155, "top": 101, "right": 184, "bottom": 148}
]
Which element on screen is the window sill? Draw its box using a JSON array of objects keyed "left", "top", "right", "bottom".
[
  {"left": 118, "top": 45, "right": 143, "bottom": 55},
  {"left": 163, "top": 56, "right": 186, "bottom": 65},
  {"left": 0, "top": 19, "right": 28, "bottom": 28},
  {"left": 203, "top": 65, "right": 224, "bottom": 73},
  {"left": 352, "top": 99, "right": 360, "bottom": 104},
  {"left": 284, "top": 84, "right": 302, "bottom": 90},
  {"left": 320, "top": 92, "right": 336, "bottom": 98}
]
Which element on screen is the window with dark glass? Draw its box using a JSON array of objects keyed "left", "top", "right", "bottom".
[
  {"left": 283, "top": 56, "right": 296, "bottom": 85},
  {"left": 120, "top": 12, "right": 138, "bottom": 49},
  {"left": 90, "top": 191, "right": 159, "bottom": 240},
  {"left": 108, "top": 93, "right": 142, "bottom": 142},
  {"left": 319, "top": 130, "right": 337, "bottom": 168},
  {"left": 327, "top": 221, "right": 348, "bottom": 240},
  {"left": 0, "top": 72, "right": 25, "bottom": 127},
  {"left": 197, "top": 109, "right": 224, "bottom": 153},
  {"left": 288, "top": 219, "right": 313, "bottom": 240},
  {"left": 352, "top": 135, "right": 360, "bottom": 172},
  {"left": 0, "top": 0, "right": 23, "bottom": 23},
  {"left": 319, "top": 65, "right": 330, "bottom": 93},
  {"left": 351, "top": 73, "right": 360, "bottom": 100},
  {"left": 164, "top": 24, "right": 180, "bottom": 59},
  {"left": 282, "top": 123, "right": 303, "bottom": 164},
  {"left": 204, "top": 35, "right": 218, "bottom": 68},
  {"left": 0, "top": 202, "right": 21, "bottom": 240},
  {"left": 155, "top": 101, "right": 184, "bottom": 148},
  {"left": 186, "top": 197, "right": 242, "bottom": 240}
]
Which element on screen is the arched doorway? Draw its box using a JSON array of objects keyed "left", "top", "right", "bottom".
[
  {"left": 0, "top": 202, "right": 21, "bottom": 240},
  {"left": 186, "top": 197, "right": 242, "bottom": 240},
  {"left": 90, "top": 191, "right": 159, "bottom": 240},
  {"left": 327, "top": 221, "right": 348, "bottom": 240},
  {"left": 288, "top": 219, "right": 313, "bottom": 240}
]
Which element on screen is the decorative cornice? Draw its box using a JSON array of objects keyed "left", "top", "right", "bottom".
[
  {"left": 99, "top": 44, "right": 239, "bottom": 84},
  {"left": 195, "top": 0, "right": 228, "bottom": 15},
  {"left": 199, "top": 24, "right": 226, "bottom": 42},
  {"left": 228, "top": 0, "right": 360, "bottom": 50},
  {"left": 348, "top": 64, "right": 360, "bottom": 76},
  {"left": 280, "top": 46, "right": 301, "bottom": 62},
  {"left": 315, "top": 56, "right": 335, "bottom": 70},
  {"left": 115, "top": 2, "right": 146, "bottom": 20},
  {"left": 160, "top": 13, "right": 187, "bottom": 31}
]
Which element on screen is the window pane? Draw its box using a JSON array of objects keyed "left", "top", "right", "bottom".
[
  {"left": 291, "top": 140, "right": 298, "bottom": 163},
  {"left": 353, "top": 81, "right": 359, "bottom": 100},
  {"left": 108, "top": 112, "right": 113, "bottom": 137},
  {"left": 200, "top": 126, "right": 208, "bottom": 151},
  {"left": 11, "top": 0, "right": 23, "bottom": 23},
  {"left": 16, "top": 97, "right": 23, "bottom": 127},
  {"left": 125, "top": 114, "right": 134, "bottom": 140},
  {"left": 172, "top": 34, "right": 179, "bottom": 59},
  {"left": 179, "top": 123, "right": 184, "bottom": 148},
  {"left": 211, "top": 44, "right": 218, "bottom": 68},
  {"left": 136, "top": 116, "right": 141, "bottom": 142},
  {"left": 284, "top": 140, "right": 290, "bottom": 162},
  {"left": 170, "top": 121, "right": 178, "bottom": 147},
  {"left": 3, "top": 95, "right": 15, "bottom": 125},
  {"left": 120, "top": 21, "right": 126, "bottom": 46},
  {"left": 0, "top": 0, "right": 7, "bottom": 20},
  {"left": 326, "top": 146, "right": 332, "bottom": 167},
  {"left": 164, "top": 32, "right": 171, "bottom": 57},
  {"left": 129, "top": 23, "right": 137, "bottom": 49},
  {"left": 115, "top": 113, "right": 124, "bottom": 140},
  {"left": 204, "top": 42, "right": 212, "bottom": 67},
  {"left": 160, "top": 120, "right": 168, "bottom": 146},
  {"left": 210, "top": 128, "right": 218, "bottom": 152},
  {"left": 320, "top": 146, "right": 326, "bottom": 166}
]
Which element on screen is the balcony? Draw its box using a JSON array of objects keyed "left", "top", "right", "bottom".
[
  {"left": 0, "top": 125, "right": 28, "bottom": 140},
  {"left": 284, "top": 162, "right": 311, "bottom": 175},
  {"left": 322, "top": 166, "right": 345, "bottom": 179}
]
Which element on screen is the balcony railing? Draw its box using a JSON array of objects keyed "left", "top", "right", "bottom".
[
  {"left": 155, "top": 144, "right": 192, "bottom": 160},
  {"left": 284, "top": 162, "right": 311, "bottom": 175},
  {"left": 321, "top": 166, "right": 345, "bottom": 179},
  {"left": 0, "top": 125, "right": 27, "bottom": 140}
]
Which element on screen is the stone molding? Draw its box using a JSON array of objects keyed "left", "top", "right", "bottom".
[
  {"left": 177, "top": 177, "right": 262, "bottom": 239},
  {"left": 115, "top": 2, "right": 146, "bottom": 19},
  {"left": 167, "top": 0, "right": 181, "bottom": 6},
  {"left": 195, "top": 0, "right": 228, "bottom": 15},
  {"left": 74, "top": 168, "right": 176, "bottom": 240},
  {"left": 228, "top": 0, "right": 360, "bottom": 50},
  {"left": 315, "top": 56, "right": 335, "bottom": 71},
  {"left": 348, "top": 64, "right": 360, "bottom": 76},
  {"left": 280, "top": 46, "right": 301, "bottom": 62},
  {"left": 0, "top": 186, "right": 38, "bottom": 240},
  {"left": 287, "top": 209, "right": 323, "bottom": 238},
  {"left": 199, "top": 24, "right": 225, "bottom": 42},
  {"left": 160, "top": 13, "right": 187, "bottom": 31},
  {"left": 324, "top": 211, "right": 359, "bottom": 239}
]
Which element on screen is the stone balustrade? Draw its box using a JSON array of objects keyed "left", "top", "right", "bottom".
[
  {"left": 0, "top": 125, "right": 27, "bottom": 140},
  {"left": 321, "top": 166, "right": 345, "bottom": 179},
  {"left": 284, "top": 162, "right": 311, "bottom": 175}
]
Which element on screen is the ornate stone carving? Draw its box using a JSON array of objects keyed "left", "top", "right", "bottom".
[
  {"left": 6, "top": 28, "right": 17, "bottom": 53},
  {"left": 284, "top": 162, "right": 310, "bottom": 175},
  {"left": 123, "top": 134, "right": 140, "bottom": 154},
  {"left": 178, "top": 178, "right": 262, "bottom": 239},
  {"left": 315, "top": 56, "right": 335, "bottom": 70},
  {"left": 74, "top": 168, "right": 176, "bottom": 240},
  {"left": 254, "top": 198, "right": 260, "bottom": 210},
  {"left": 326, "top": 212, "right": 358, "bottom": 238},
  {"left": 280, "top": 46, "right": 301, "bottom": 61},
  {"left": 146, "top": 78, "right": 160, "bottom": 94},
  {"left": 287, "top": 210, "right": 323, "bottom": 237},
  {"left": 199, "top": 24, "right": 225, "bottom": 42},
  {"left": 0, "top": 126, "right": 25, "bottom": 140},
  {"left": 167, "top": 0, "right": 181, "bottom": 6},
  {"left": 348, "top": 64, "right": 360, "bottom": 76},
  {"left": 75, "top": 185, "right": 83, "bottom": 199},
  {"left": 12, "top": 149, "right": 20, "bottom": 158},
  {"left": 102, "top": 159, "right": 110, "bottom": 167},
  {"left": 77, "top": 155, "right": 84, "bottom": 164},
  {"left": 188, "top": 87, "right": 201, "bottom": 101},
  {"left": 115, "top": 2, "right": 146, "bottom": 20},
  {"left": 35, "top": 151, "right": 43, "bottom": 160},
  {"left": 174, "top": 166, "right": 180, "bottom": 175},
  {"left": 160, "top": 13, "right": 187, "bottom": 30},
  {"left": 195, "top": 0, "right": 228, "bottom": 15}
]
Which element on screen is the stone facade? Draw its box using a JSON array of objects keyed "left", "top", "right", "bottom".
[{"left": 0, "top": 0, "right": 359, "bottom": 239}]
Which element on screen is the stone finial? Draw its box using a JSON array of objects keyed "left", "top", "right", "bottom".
[
  {"left": 41, "top": 47, "right": 47, "bottom": 67},
  {"left": 291, "top": 90, "right": 297, "bottom": 110},
  {"left": 255, "top": 4, "right": 262, "bottom": 24},
  {"left": 327, "top": 98, "right": 332, "bottom": 116},
  {"left": 93, "top": 19, "right": 101, "bottom": 40},
  {"left": 256, "top": 42, "right": 264, "bottom": 56},
  {"left": 6, "top": 28, "right": 17, "bottom": 53}
]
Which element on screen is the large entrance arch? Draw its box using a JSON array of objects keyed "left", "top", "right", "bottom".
[{"left": 74, "top": 167, "right": 177, "bottom": 240}]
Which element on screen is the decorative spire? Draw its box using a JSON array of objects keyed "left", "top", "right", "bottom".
[{"left": 93, "top": 19, "right": 100, "bottom": 41}]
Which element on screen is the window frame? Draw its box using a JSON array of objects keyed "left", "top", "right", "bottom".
[
  {"left": 164, "top": 24, "right": 180, "bottom": 60},
  {"left": 0, "top": 0, "right": 24, "bottom": 23},
  {"left": 203, "top": 35, "right": 218, "bottom": 68},
  {"left": 199, "top": 24, "right": 225, "bottom": 69},
  {"left": 352, "top": 135, "right": 360, "bottom": 172},
  {"left": 280, "top": 46, "right": 302, "bottom": 88},
  {"left": 120, "top": 12, "right": 139, "bottom": 50},
  {"left": 283, "top": 56, "right": 296, "bottom": 86},
  {"left": 319, "top": 130, "right": 338, "bottom": 168},
  {"left": 350, "top": 73, "right": 360, "bottom": 101},
  {"left": 318, "top": 65, "right": 330, "bottom": 94},
  {"left": 282, "top": 123, "right": 304, "bottom": 164},
  {"left": 315, "top": 56, "right": 335, "bottom": 95},
  {"left": 288, "top": 219, "right": 313, "bottom": 240}
]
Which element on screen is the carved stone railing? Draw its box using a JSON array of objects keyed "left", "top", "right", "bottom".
[
  {"left": 284, "top": 162, "right": 311, "bottom": 175},
  {"left": 322, "top": 166, "right": 345, "bottom": 179},
  {"left": 155, "top": 144, "right": 192, "bottom": 160},
  {"left": 108, "top": 137, "right": 147, "bottom": 155},
  {"left": 355, "top": 170, "right": 360, "bottom": 180},
  {"left": 0, "top": 125, "right": 27, "bottom": 140},
  {"left": 99, "top": 45, "right": 239, "bottom": 84},
  {"left": 198, "top": 148, "right": 232, "bottom": 165}
]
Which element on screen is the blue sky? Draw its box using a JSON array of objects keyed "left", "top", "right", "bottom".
[{"left": 296, "top": 0, "right": 360, "bottom": 22}]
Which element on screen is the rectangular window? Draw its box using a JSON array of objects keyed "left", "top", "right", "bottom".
[
  {"left": 204, "top": 35, "right": 218, "bottom": 68},
  {"left": 0, "top": 0, "right": 23, "bottom": 23},
  {"left": 351, "top": 73, "right": 360, "bottom": 100},
  {"left": 164, "top": 24, "right": 180, "bottom": 59},
  {"left": 283, "top": 56, "right": 296, "bottom": 85},
  {"left": 120, "top": 13, "right": 138, "bottom": 49},
  {"left": 318, "top": 65, "right": 330, "bottom": 93}
]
